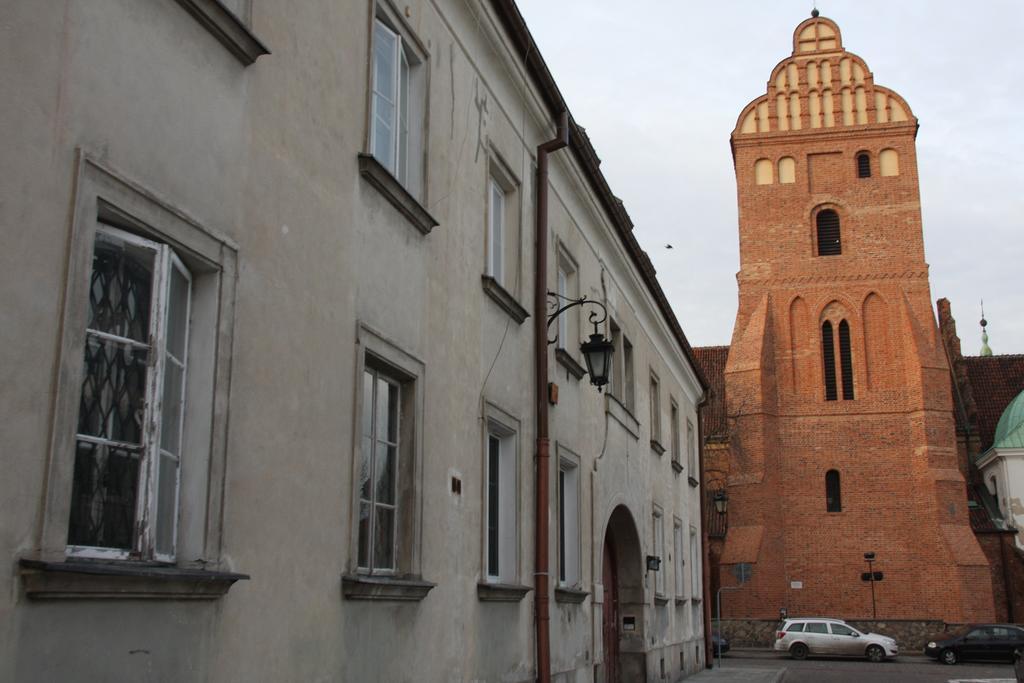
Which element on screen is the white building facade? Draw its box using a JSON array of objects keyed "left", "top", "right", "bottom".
[{"left": 0, "top": 1, "right": 708, "bottom": 681}]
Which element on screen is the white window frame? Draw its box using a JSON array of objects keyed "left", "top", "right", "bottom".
[
  {"left": 357, "top": 364, "right": 403, "bottom": 574},
  {"left": 368, "top": 6, "right": 427, "bottom": 199},
  {"left": 623, "top": 335, "right": 635, "bottom": 411},
  {"left": 40, "top": 153, "right": 238, "bottom": 568},
  {"left": 67, "top": 227, "right": 192, "bottom": 563},
  {"left": 670, "top": 398, "right": 681, "bottom": 468},
  {"left": 557, "top": 451, "right": 581, "bottom": 587},
  {"left": 487, "top": 177, "right": 505, "bottom": 284},
  {"left": 483, "top": 405, "right": 519, "bottom": 584},
  {"left": 555, "top": 245, "right": 579, "bottom": 351},
  {"left": 687, "top": 419, "right": 696, "bottom": 475},
  {"left": 689, "top": 526, "right": 701, "bottom": 601},
  {"left": 673, "top": 518, "right": 685, "bottom": 598},
  {"left": 653, "top": 507, "right": 666, "bottom": 596},
  {"left": 649, "top": 370, "right": 661, "bottom": 445},
  {"left": 351, "top": 322, "right": 426, "bottom": 579},
  {"left": 484, "top": 152, "right": 520, "bottom": 292}
]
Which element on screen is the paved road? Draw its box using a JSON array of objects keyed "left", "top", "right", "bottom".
[{"left": 689, "top": 649, "right": 1020, "bottom": 683}]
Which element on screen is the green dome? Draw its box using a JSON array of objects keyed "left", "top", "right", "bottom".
[{"left": 993, "top": 389, "right": 1024, "bottom": 450}]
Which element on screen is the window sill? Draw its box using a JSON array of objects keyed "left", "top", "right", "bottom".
[
  {"left": 342, "top": 574, "right": 435, "bottom": 601},
  {"left": 554, "top": 586, "right": 590, "bottom": 604},
  {"left": 688, "top": 476, "right": 700, "bottom": 488},
  {"left": 477, "top": 581, "right": 532, "bottom": 602},
  {"left": 173, "top": 0, "right": 270, "bottom": 65},
  {"left": 555, "top": 348, "right": 586, "bottom": 380},
  {"left": 654, "top": 594, "right": 670, "bottom": 606},
  {"left": 605, "top": 393, "right": 639, "bottom": 440},
  {"left": 357, "top": 154, "right": 438, "bottom": 235},
  {"left": 19, "top": 558, "right": 248, "bottom": 600},
  {"left": 481, "top": 275, "right": 529, "bottom": 324},
  {"left": 675, "top": 596, "right": 689, "bottom": 606},
  {"left": 672, "top": 460, "right": 684, "bottom": 474},
  {"left": 650, "top": 439, "right": 666, "bottom": 456}
]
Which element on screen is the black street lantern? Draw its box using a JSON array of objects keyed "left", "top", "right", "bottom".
[
  {"left": 580, "top": 331, "right": 614, "bottom": 390},
  {"left": 547, "top": 292, "right": 614, "bottom": 391},
  {"left": 713, "top": 490, "right": 729, "bottom": 515}
]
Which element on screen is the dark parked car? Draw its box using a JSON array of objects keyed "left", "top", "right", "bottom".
[
  {"left": 711, "top": 632, "right": 730, "bottom": 655},
  {"left": 924, "top": 624, "right": 1024, "bottom": 664}
]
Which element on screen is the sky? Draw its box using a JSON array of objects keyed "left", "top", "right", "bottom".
[{"left": 515, "top": 0, "right": 1024, "bottom": 354}]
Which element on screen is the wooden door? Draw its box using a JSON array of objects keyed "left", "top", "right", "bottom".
[{"left": 602, "top": 539, "right": 619, "bottom": 682}]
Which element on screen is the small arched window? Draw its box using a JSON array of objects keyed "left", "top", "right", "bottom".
[
  {"left": 826, "top": 470, "right": 842, "bottom": 512},
  {"left": 821, "top": 321, "right": 837, "bottom": 401},
  {"left": 856, "top": 152, "right": 871, "bottom": 178},
  {"left": 816, "top": 209, "right": 841, "bottom": 256},
  {"left": 838, "top": 320, "right": 855, "bottom": 400}
]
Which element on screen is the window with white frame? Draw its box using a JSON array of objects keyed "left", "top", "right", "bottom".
[
  {"left": 649, "top": 371, "right": 661, "bottom": 447},
  {"left": 555, "top": 247, "right": 578, "bottom": 351},
  {"left": 670, "top": 399, "right": 681, "bottom": 469},
  {"left": 689, "top": 527, "right": 700, "bottom": 601},
  {"left": 609, "top": 320, "right": 634, "bottom": 411},
  {"left": 686, "top": 419, "right": 696, "bottom": 477},
  {"left": 485, "top": 421, "right": 518, "bottom": 583},
  {"left": 351, "top": 324, "right": 425, "bottom": 583},
  {"left": 623, "top": 336, "right": 635, "bottom": 411},
  {"left": 487, "top": 176, "right": 506, "bottom": 284},
  {"left": 653, "top": 507, "right": 665, "bottom": 596},
  {"left": 370, "top": 9, "right": 425, "bottom": 198},
  {"left": 558, "top": 456, "right": 580, "bottom": 586},
  {"left": 68, "top": 227, "right": 191, "bottom": 561},
  {"left": 674, "top": 519, "right": 685, "bottom": 598},
  {"left": 485, "top": 155, "right": 519, "bottom": 292},
  {"left": 46, "top": 155, "right": 238, "bottom": 579}
]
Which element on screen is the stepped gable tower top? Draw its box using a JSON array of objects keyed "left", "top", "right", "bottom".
[{"left": 732, "top": 15, "right": 916, "bottom": 138}]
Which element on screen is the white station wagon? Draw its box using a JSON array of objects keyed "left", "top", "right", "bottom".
[{"left": 774, "top": 618, "right": 899, "bottom": 662}]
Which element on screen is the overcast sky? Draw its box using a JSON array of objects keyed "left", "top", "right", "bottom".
[{"left": 516, "top": 0, "right": 1024, "bottom": 355}]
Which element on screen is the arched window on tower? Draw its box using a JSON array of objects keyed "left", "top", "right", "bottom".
[
  {"left": 821, "top": 320, "right": 837, "bottom": 400},
  {"left": 838, "top": 319, "right": 855, "bottom": 399},
  {"left": 816, "top": 209, "right": 841, "bottom": 256},
  {"left": 856, "top": 152, "right": 871, "bottom": 178},
  {"left": 826, "top": 470, "right": 842, "bottom": 512}
]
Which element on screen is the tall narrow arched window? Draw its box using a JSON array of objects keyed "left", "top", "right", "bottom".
[
  {"left": 856, "top": 152, "right": 871, "bottom": 178},
  {"left": 838, "top": 320, "right": 854, "bottom": 400},
  {"left": 826, "top": 470, "right": 842, "bottom": 512},
  {"left": 816, "top": 209, "right": 841, "bottom": 256},
  {"left": 821, "top": 321, "right": 837, "bottom": 401}
]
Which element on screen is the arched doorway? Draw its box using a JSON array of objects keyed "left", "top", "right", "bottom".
[{"left": 600, "top": 505, "right": 644, "bottom": 683}]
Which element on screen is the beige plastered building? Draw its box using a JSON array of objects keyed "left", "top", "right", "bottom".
[{"left": 0, "top": 1, "right": 708, "bottom": 681}]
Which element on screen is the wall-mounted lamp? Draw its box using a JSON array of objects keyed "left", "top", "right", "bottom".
[
  {"left": 713, "top": 490, "right": 729, "bottom": 515},
  {"left": 547, "top": 293, "right": 614, "bottom": 391},
  {"left": 646, "top": 555, "right": 662, "bottom": 572}
]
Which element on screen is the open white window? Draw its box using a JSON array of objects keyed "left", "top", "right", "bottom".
[
  {"left": 68, "top": 227, "right": 191, "bottom": 562},
  {"left": 558, "top": 456, "right": 580, "bottom": 587},
  {"left": 485, "top": 420, "right": 518, "bottom": 583}
]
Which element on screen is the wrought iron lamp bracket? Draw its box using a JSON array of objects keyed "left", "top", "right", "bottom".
[{"left": 546, "top": 291, "right": 608, "bottom": 346}]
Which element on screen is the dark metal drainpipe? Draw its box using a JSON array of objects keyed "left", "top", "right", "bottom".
[
  {"left": 534, "top": 111, "right": 569, "bottom": 683},
  {"left": 698, "top": 392, "right": 715, "bottom": 669}
]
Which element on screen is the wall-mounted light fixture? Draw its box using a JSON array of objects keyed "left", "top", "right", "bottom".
[
  {"left": 547, "top": 293, "right": 614, "bottom": 391},
  {"left": 646, "top": 555, "right": 662, "bottom": 572},
  {"left": 713, "top": 489, "right": 729, "bottom": 515}
]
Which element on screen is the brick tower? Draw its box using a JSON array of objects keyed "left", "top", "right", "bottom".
[{"left": 718, "top": 14, "right": 995, "bottom": 622}]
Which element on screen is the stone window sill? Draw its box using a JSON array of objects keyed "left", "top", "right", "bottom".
[
  {"left": 654, "top": 594, "right": 670, "bottom": 606},
  {"left": 555, "top": 348, "right": 586, "bottom": 380},
  {"left": 650, "top": 439, "right": 666, "bottom": 456},
  {"left": 675, "top": 596, "right": 689, "bottom": 606},
  {"left": 358, "top": 154, "right": 438, "bottom": 235},
  {"left": 173, "top": 0, "right": 270, "bottom": 65},
  {"left": 672, "top": 460, "right": 684, "bottom": 474},
  {"left": 19, "top": 558, "right": 248, "bottom": 600},
  {"left": 554, "top": 586, "right": 589, "bottom": 604},
  {"left": 342, "top": 574, "right": 435, "bottom": 601},
  {"left": 477, "top": 581, "right": 532, "bottom": 602},
  {"left": 605, "top": 393, "right": 639, "bottom": 440},
  {"left": 481, "top": 276, "right": 529, "bottom": 324}
]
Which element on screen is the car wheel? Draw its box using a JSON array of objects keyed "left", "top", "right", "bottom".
[
  {"left": 939, "top": 648, "right": 958, "bottom": 665},
  {"left": 790, "top": 643, "right": 809, "bottom": 661},
  {"left": 866, "top": 644, "right": 885, "bottom": 663}
]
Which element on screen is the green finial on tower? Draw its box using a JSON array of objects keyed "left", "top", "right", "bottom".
[{"left": 980, "top": 300, "right": 993, "bottom": 356}]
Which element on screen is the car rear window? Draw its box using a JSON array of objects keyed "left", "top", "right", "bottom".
[
  {"left": 786, "top": 623, "right": 805, "bottom": 632},
  {"left": 805, "top": 623, "right": 829, "bottom": 634}
]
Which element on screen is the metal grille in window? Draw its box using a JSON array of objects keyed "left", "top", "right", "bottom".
[
  {"left": 856, "top": 153, "right": 871, "bottom": 178},
  {"left": 816, "top": 210, "right": 841, "bottom": 256},
  {"left": 838, "top": 320, "right": 855, "bottom": 400},
  {"left": 821, "top": 321, "right": 838, "bottom": 401},
  {"left": 69, "top": 238, "right": 152, "bottom": 550}
]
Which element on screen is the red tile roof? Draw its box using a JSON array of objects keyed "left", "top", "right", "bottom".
[
  {"left": 693, "top": 346, "right": 729, "bottom": 440},
  {"left": 963, "top": 355, "right": 1024, "bottom": 451}
]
